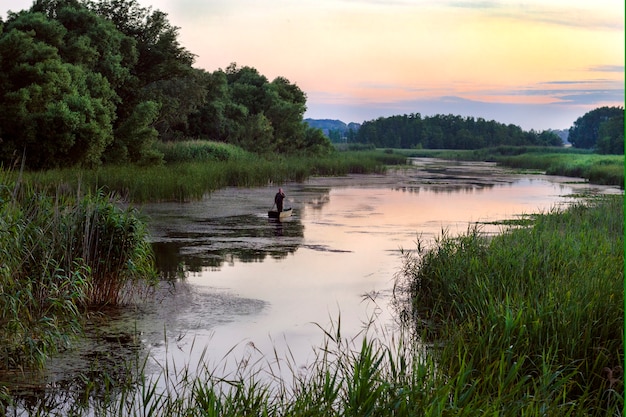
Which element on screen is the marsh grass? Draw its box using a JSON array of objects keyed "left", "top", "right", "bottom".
[
  {"left": 400, "top": 146, "right": 624, "bottom": 188},
  {"left": 0, "top": 170, "right": 156, "bottom": 372},
  {"left": 3, "top": 153, "right": 622, "bottom": 415},
  {"left": 71, "top": 317, "right": 443, "bottom": 417},
  {"left": 19, "top": 149, "right": 408, "bottom": 203},
  {"left": 155, "top": 141, "right": 253, "bottom": 163},
  {"left": 38, "top": 281, "right": 623, "bottom": 417},
  {"left": 6, "top": 191, "right": 624, "bottom": 416},
  {"left": 395, "top": 195, "right": 624, "bottom": 414}
]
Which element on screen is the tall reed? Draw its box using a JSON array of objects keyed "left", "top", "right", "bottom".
[
  {"left": 395, "top": 195, "right": 624, "bottom": 414},
  {"left": 21, "top": 149, "right": 408, "bottom": 203},
  {"left": 0, "top": 170, "right": 156, "bottom": 372}
]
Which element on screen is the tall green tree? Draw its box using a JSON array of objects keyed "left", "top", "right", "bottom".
[
  {"left": 204, "top": 63, "right": 331, "bottom": 154},
  {"left": 183, "top": 69, "right": 230, "bottom": 141},
  {"left": 88, "top": 0, "right": 201, "bottom": 145},
  {"left": 595, "top": 112, "right": 624, "bottom": 154},
  {"left": 0, "top": 9, "right": 116, "bottom": 168},
  {"left": 264, "top": 76, "right": 307, "bottom": 152},
  {"left": 568, "top": 106, "right": 624, "bottom": 149}
]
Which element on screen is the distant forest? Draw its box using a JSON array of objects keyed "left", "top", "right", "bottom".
[
  {"left": 307, "top": 116, "right": 568, "bottom": 149},
  {"left": 308, "top": 107, "right": 623, "bottom": 153},
  {"left": 352, "top": 114, "right": 564, "bottom": 149}
]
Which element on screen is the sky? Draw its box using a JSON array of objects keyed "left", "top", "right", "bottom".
[{"left": 2, "top": 0, "right": 624, "bottom": 130}]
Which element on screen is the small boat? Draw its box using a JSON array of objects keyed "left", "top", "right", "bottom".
[{"left": 268, "top": 207, "right": 293, "bottom": 219}]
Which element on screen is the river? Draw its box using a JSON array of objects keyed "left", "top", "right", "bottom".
[{"left": 5, "top": 158, "right": 622, "bottom": 412}]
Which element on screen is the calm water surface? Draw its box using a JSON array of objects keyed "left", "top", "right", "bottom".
[
  {"left": 134, "top": 158, "right": 621, "bottom": 380},
  {"left": 7, "top": 159, "right": 622, "bottom": 409}
]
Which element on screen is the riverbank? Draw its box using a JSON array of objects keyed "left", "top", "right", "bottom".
[
  {"left": 0, "top": 173, "right": 156, "bottom": 374},
  {"left": 402, "top": 146, "right": 624, "bottom": 188},
  {"left": 16, "top": 193, "right": 617, "bottom": 416},
  {"left": 16, "top": 146, "right": 408, "bottom": 203},
  {"left": 395, "top": 194, "right": 623, "bottom": 415},
  {"left": 11, "top": 145, "right": 622, "bottom": 204}
]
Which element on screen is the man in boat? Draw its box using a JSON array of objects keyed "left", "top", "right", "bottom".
[{"left": 274, "top": 188, "right": 286, "bottom": 212}]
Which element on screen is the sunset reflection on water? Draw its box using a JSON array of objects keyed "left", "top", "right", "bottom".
[{"left": 140, "top": 161, "right": 620, "bottom": 384}]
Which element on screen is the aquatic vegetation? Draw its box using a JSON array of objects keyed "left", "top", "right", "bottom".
[
  {"left": 1, "top": 162, "right": 621, "bottom": 415},
  {"left": 409, "top": 147, "right": 624, "bottom": 188},
  {"left": 18, "top": 149, "right": 408, "bottom": 203},
  {"left": 0, "top": 171, "right": 156, "bottom": 372},
  {"left": 155, "top": 140, "right": 254, "bottom": 163},
  {"left": 394, "top": 195, "right": 624, "bottom": 414}
]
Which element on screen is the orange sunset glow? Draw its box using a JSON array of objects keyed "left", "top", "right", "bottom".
[{"left": 3, "top": 0, "right": 624, "bottom": 130}]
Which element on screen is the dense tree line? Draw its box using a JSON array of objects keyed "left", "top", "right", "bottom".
[
  {"left": 353, "top": 113, "right": 563, "bottom": 149},
  {"left": 0, "top": 0, "right": 331, "bottom": 170},
  {"left": 568, "top": 106, "right": 623, "bottom": 154}
]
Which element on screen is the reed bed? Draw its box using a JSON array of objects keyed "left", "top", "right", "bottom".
[
  {"left": 480, "top": 148, "right": 623, "bottom": 188},
  {"left": 19, "top": 148, "right": 408, "bottom": 203},
  {"left": 395, "top": 194, "right": 624, "bottom": 415},
  {"left": 0, "top": 171, "right": 156, "bottom": 372},
  {"left": 155, "top": 140, "right": 253, "bottom": 163},
  {"left": 402, "top": 147, "right": 624, "bottom": 188}
]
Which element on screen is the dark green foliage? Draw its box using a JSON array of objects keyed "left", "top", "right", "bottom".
[
  {"left": 596, "top": 111, "right": 624, "bottom": 154},
  {"left": 568, "top": 106, "right": 624, "bottom": 150},
  {"left": 355, "top": 113, "right": 564, "bottom": 149},
  {"left": 185, "top": 64, "right": 333, "bottom": 155},
  {"left": 87, "top": 0, "right": 204, "bottom": 152},
  {"left": 0, "top": 9, "right": 117, "bottom": 169},
  {"left": 105, "top": 100, "right": 162, "bottom": 165},
  {"left": 0, "top": 1, "right": 332, "bottom": 167}
]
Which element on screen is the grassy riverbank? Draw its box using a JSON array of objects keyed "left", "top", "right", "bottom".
[
  {"left": 16, "top": 143, "right": 409, "bottom": 203},
  {"left": 11, "top": 194, "right": 619, "bottom": 416},
  {"left": 396, "top": 194, "right": 624, "bottom": 415},
  {"left": 0, "top": 172, "right": 156, "bottom": 373},
  {"left": 404, "top": 146, "right": 624, "bottom": 188}
]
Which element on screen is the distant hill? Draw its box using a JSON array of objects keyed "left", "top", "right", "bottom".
[{"left": 304, "top": 119, "right": 361, "bottom": 142}]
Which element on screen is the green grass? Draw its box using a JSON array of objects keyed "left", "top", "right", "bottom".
[
  {"left": 395, "top": 194, "right": 624, "bottom": 414},
  {"left": 16, "top": 147, "right": 409, "bottom": 203},
  {"left": 0, "top": 170, "right": 157, "bottom": 372},
  {"left": 400, "top": 146, "right": 624, "bottom": 188},
  {"left": 2, "top": 145, "right": 622, "bottom": 414}
]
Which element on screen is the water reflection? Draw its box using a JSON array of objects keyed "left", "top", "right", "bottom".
[
  {"left": 151, "top": 212, "right": 305, "bottom": 278},
  {"left": 4, "top": 159, "right": 622, "bottom": 414}
]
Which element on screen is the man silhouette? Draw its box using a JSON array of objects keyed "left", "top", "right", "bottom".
[{"left": 274, "top": 188, "right": 285, "bottom": 212}]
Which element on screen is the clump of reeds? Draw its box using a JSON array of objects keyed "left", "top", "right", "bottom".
[
  {"left": 0, "top": 169, "right": 156, "bottom": 372},
  {"left": 496, "top": 151, "right": 624, "bottom": 187},
  {"left": 19, "top": 150, "right": 407, "bottom": 203},
  {"left": 395, "top": 194, "right": 624, "bottom": 414}
]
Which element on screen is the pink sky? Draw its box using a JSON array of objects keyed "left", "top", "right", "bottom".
[{"left": 3, "top": 0, "right": 624, "bottom": 130}]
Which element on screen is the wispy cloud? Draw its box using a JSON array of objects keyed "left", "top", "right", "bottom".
[
  {"left": 447, "top": 1, "right": 502, "bottom": 10},
  {"left": 588, "top": 65, "right": 625, "bottom": 73},
  {"left": 446, "top": 1, "right": 624, "bottom": 31}
]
